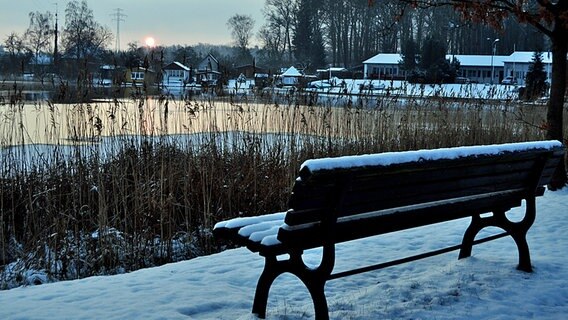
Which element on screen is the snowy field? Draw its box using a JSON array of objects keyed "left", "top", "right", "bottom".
[{"left": 0, "top": 186, "right": 566, "bottom": 319}]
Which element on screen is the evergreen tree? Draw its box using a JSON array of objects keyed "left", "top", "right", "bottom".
[
  {"left": 420, "top": 37, "right": 448, "bottom": 83},
  {"left": 399, "top": 38, "right": 418, "bottom": 74},
  {"left": 292, "top": 0, "right": 326, "bottom": 71},
  {"left": 408, "top": 37, "right": 458, "bottom": 84},
  {"left": 310, "top": 27, "right": 326, "bottom": 69},
  {"left": 524, "top": 51, "right": 548, "bottom": 101},
  {"left": 293, "top": 0, "right": 312, "bottom": 63}
]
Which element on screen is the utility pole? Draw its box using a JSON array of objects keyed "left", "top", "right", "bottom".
[
  {"left": 488, "top": 38, "right": 499, "bottom": 84},
  {"left": 53, "top": 2, "right": 59, "bottom": 71},
  {"left": 111, "top": 8, "right": 127, "bottom": 53}
]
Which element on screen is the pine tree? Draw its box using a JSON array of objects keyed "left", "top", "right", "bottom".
[
  {"left": 399, "top": 38, "right": 418, "bottom": 73},
  {"left": 415, "top": 37, "right": 457, "bottom": 83},
  {"left": 292, "top": 0, "right": 326, "bottom": 71},
  {"left": 524, "top": 51, "right": 548, "bottom": 101}
]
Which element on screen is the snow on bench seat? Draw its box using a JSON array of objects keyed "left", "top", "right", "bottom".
[{"left": 213, "top": 212, "right": 286, "bottom": 247}]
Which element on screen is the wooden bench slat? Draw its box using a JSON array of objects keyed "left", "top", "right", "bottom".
[{"left": 278, "top": 190, "right": 525, "bottom": 250}]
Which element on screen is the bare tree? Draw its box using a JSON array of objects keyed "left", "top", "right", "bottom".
[
  {"left": 261, "top": 0, "right": 298, "bottom": 64},
  {"left": 24, "top": 11, "right": 53, "bottom": 68},
  {"left": 63, "top": 0, "right": 112, "bottom": 63},
  {"left": 227, "top": 14, "right": 255, "bottom": 51},
  {"left": 227, "top": 14, "right": 255, "bottom": 65},
  {"left": 3, "top": 32, "right": 29, "bottom": 75},
  {"left": 258, "top": 23, "right": 285, "bottom": 66}
]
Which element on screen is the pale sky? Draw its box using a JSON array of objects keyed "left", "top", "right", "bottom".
[{"left": 0, "top": 0, "right": 266, "bottom": 49}]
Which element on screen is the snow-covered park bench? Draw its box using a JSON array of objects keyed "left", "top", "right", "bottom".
[{"left": 213, "top": 140, "right": 564, "bottom": 320}]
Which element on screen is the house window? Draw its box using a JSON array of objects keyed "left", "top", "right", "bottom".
[
  {"left": 170, "top": 70, "right": 183, "bottom": 78},
  {"left": 132, "top": 72, "right": 145, "bottom": 80}
]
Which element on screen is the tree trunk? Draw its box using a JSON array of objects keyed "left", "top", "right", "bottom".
[{"left": 546, "top": 31, "right": 567, "bottom": 189}]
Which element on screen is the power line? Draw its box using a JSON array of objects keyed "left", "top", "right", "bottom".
[{"left": 111, "top": 8, "right": 127, "bottom": 52}]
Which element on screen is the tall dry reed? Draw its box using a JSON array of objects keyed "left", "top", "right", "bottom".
[{"left": 0, "top": 85, "right": 562, "bottom": 288}]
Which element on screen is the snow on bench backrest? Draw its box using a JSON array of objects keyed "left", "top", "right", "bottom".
[{"left": 300, "top": 140, "right": 562, "bottom": 174}]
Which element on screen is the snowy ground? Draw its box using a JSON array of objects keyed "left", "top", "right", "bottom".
[
  {"left": 308, "top": 79, "right": 523, "bottom": 100},
  {"left": 0, "top": 187, "right": 566, "bottom": 319}
]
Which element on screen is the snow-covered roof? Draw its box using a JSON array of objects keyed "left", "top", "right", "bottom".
[
  {"left": 281, "top": 66, "right": 302, "bottom": 77},
  {"left": 363, "top": 53, "right": 402, "bottom": 65},
  {"left": 362, "top": 51, "right": 556, "bottom": 68},
  {"left": 450, "top": 55, "right": 508, "bottom": 67},
  {"left": 504, "top": 51, "right": 553, "bottom": 64},
  {"left": 301, "top": 140, "right": 562, "bottom": 172},
  {"left": 363, "top": 53, "right": 509, "bottom": 67},
  {"left": 173, "top": 61, "right": 190, "bottom": 70},
  {"left": 317, "top": 67, "right": 348, "bottom": 72},
  {"left": 163, "top": 61, "right": 190, "bottom": 71}
]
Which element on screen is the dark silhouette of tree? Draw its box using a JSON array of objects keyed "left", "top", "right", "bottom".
[
  {"left": 405, "top": 37, "right": 458, "bottom": 83},
  {"left": 63, "top": 0, "right": 112, "bottom": 64},
  {"left": 3, "top": 32, "right": 29, "bottom": 75},
  {"left": 259, "top": 0, "right": 298, "bottom": 66},
  {"left": 420, "top": 37, "right": 449, "bottom": 83},
  {"left": 400, "top": 38, "right": 418, "bottom": 75},
  {"left": 524, "top": 51, "right": 548, "bottom": 101},
  {"left": 24, "top": 11, "right": 53, "bottom": 70},
  {"left": 227, "top": 14, "right": 255, "bottom": 65},
  {"left": 293, "top": 0, "right": 326, "bottom": 70}
]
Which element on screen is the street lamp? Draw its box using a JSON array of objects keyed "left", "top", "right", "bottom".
[{"left": 488, "top": 38, "right": 500, "bottom": 84}]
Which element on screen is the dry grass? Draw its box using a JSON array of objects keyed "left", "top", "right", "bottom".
[{"left": 0, "top": 84, "right": 562, "bottom": 288}]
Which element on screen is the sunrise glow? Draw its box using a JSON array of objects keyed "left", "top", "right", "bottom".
[{"left": 145, "top": 37, "right": 156, "bottom": 47}]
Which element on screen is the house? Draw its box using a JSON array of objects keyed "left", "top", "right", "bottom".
[
  {"left": 451, "top": 54, "right": 508, "bottom": 84},
  {"left": 502, "top": 51, "right": 552, "bottom": 86},
  {"left": 233, "top": 63, "right": 268, "bottom": 79},
  {"left": 278, "top": 66, "right": 303, "bottom": 86},
  {"left": 98, "top": 65, "right": 125, "bottom": 86},
  {"left": 362, "top": 53, "right": 405, "bottom": 80},
  {"left": 362, "top": 52, "right": 509, "bottom": 83},
  {"left": 196, "top": 54, "right": 221, "bottom": 86},
  {"left": 126, "top": 66, "right": 157, "bottom": 86},
  {"left": 162, "top": 61, "right": 191, "bottom": 86}
]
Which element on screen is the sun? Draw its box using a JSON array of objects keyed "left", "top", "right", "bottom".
[{"left": 145, "top": 37, "right": 156, "bottom": 47}]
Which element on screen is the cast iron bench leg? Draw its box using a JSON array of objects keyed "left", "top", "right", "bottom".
[
  {"left": 252, "top": 256, "right": 281, "bottom": 319},
  {"left": 459, "top": 196, "right": 536, "bottom": 272},
  {"left": 252, "top": 252, "right": 330, "bottom": 319}
]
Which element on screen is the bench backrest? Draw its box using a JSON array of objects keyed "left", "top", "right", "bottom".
[{"left": 279, "top": 141, "right": 564, "bottom": 247}]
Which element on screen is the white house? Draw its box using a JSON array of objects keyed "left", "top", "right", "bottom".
[
  {"left": 362, "top": 51, "right": 554, "bottom": 84},
  {"left": 162, "top": 61, "right": 191, "bottom": 86},
  {"left": 363, "top": 52, "right": 509, "bottom": 83},
  {"left": 503, "top": 51, "right": 552, "bottom": 86},
  {"left": 451, "top": 54, "right": 508, "bottom": 84},
  {"left": 279, "top": 66, "right": 303, "bottom": 86},
  {"left": 362, "top": 53, "right": 404, "bottom": 80}
]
